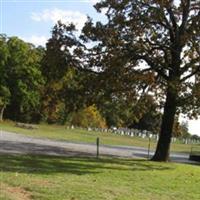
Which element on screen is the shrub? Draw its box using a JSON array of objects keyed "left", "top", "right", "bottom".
[{"left": 71, "top": 105, "right": 107, "bottom": 128}]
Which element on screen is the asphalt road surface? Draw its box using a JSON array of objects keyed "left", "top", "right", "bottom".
[{"left": 0, "top": 130, "right": 199, "bottom": 165}]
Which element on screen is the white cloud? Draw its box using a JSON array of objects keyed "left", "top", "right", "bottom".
[
  {"left": 180, "top": 115, "right": 200, "bottom": 136},
  {"left": 188, "top": 119, "right": 200, "bottom": 136},
  {"left": 22, "top": 35, "right": 48, "bottom": 47},
  {"left": 31, "top": 8, "right": 87, "bottom": 30}
]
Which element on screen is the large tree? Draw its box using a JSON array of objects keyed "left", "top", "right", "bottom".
[
  {"left": 89, "top": 0, "right": 200, "bottom": 161},
  {"left": 47, "top": 0, "right": 200, "bottom": 161},
  {"left": 84, "top": 0, "right": 200, "bottom": 161},
  {"left": 74, "top": 0, "right": 199, "bottom": 161}
]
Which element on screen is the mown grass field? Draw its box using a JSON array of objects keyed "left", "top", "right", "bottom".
[
  {"left": 0, "top": 154, "right": 200, "bottom": 200},
  {"left": 0, "top": 121, "right": 199, "bottom": 154}
]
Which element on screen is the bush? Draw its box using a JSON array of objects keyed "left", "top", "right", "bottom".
[{"left": 71, "top": 105, "right": 107, "bottom": 128}]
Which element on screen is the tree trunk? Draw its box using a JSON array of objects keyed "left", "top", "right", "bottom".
[
  {"left": 151, "top": 86, "right": 178, "bottom": 162},
  {"left": 0, "top": 105, "right": 5, "bottom": 122}
]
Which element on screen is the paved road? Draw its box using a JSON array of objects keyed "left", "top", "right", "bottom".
[{"left": 0, "top": 130, "right": 199, "bottom": 164}]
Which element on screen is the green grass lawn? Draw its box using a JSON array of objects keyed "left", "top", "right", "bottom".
[
  {"left": 0, "top": 121, "right": 199, "bottom": 154},
  {"left": 0, "top": 154, "right": 199, "bottom": 200}
]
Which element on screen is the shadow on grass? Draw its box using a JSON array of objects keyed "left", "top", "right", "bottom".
[{"left": 0, "top": 154, "right": 174, "bottom": 176}]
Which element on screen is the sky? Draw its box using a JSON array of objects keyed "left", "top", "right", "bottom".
[
  {"left": 0, "top": 0, "right": 200, "bottom": 136},
  {"left": 1, "top": 0, "right": 103, "bottom": 45}
]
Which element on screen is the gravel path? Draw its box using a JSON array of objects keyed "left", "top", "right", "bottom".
[{"left": 0, "top": 130, "right": 198, "bottom": 164}]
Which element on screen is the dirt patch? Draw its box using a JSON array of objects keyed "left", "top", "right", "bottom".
[{"left": 0, "top": 183, "right": 32, "bottom": 200}]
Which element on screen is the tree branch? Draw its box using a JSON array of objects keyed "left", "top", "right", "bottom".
[
  {"left": 167, "top": 6, "right": 178, "bottom": 31},
  {"left": 180, "top": 0, "right": 191, "bottom": 34},
  {"left": 130, "top": 54, "right": 169, "bottom": 80},
  {"left": 181, "top": 65, "right": 200, "bottom": 82}
]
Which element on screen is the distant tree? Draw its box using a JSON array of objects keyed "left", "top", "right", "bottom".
[
  {"left": 41, "top": 24, "right": 79, "bottom": 123},
  {"left": 98, "top": 97, "right": 132, "bottom": 128},
  {"left": 0, "top": 85, "right": 10, "bottom": 121},
  {"left": 98, "top": 93, "right": 162, "bottom": 131},
  {"left": 130, "top": 95, "right": 162, "bottom": 134},
  {"left": 5, "top": 37, "right": 44, "bottom": 122},
  {"left": 0, "top": 35, "right": 10, "bottom": 121},
  {"left": 191, "top": 134, "right": 200, "bottom": 141},
  {"left": 93, "top": 86, "right": 137, "bottom": 128},
  {"left": 41, "top": 23, "right": 96, "bottom": 124}
]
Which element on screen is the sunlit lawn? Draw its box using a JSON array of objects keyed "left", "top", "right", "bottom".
[{"left": 0, "top": 154, "right": 199, "bottom": 200}]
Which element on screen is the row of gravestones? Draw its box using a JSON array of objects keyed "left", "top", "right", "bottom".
[
  {"left": 90, "top": 127, "right": 160, "bottom": 140},
  {"left": 67, "top": 125, "right": 200, "bottom": 144},
  {"left": 171, "top": 137, "right": 200, "bottom": 144},
  {"left": 93, "top": 128, "right": 200, "bottom": 144}
]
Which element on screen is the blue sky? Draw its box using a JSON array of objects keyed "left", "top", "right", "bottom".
[
  {"left": 1, "top": 0, "right": 200, "bottom": 135},
  {"left": 1, "top": 0, "right": 103, "bottom": 46}
]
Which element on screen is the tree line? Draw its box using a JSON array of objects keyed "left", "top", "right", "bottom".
[
  {"left": 0, "top": 0, "right": 200, "bottom": 161},
  {"left": 0, "top": 34, "right": 160, "bottom": 131},
  {"left": 0, "top": 34, "right": 191, "bottom": 137}
]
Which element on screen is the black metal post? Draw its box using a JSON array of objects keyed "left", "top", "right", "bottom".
[
  {"left": 96, "top": 137, "right": 99, "bottom": 158},
  {"left": 147, "top": 137, "right": 151, "bottom": 159}
]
